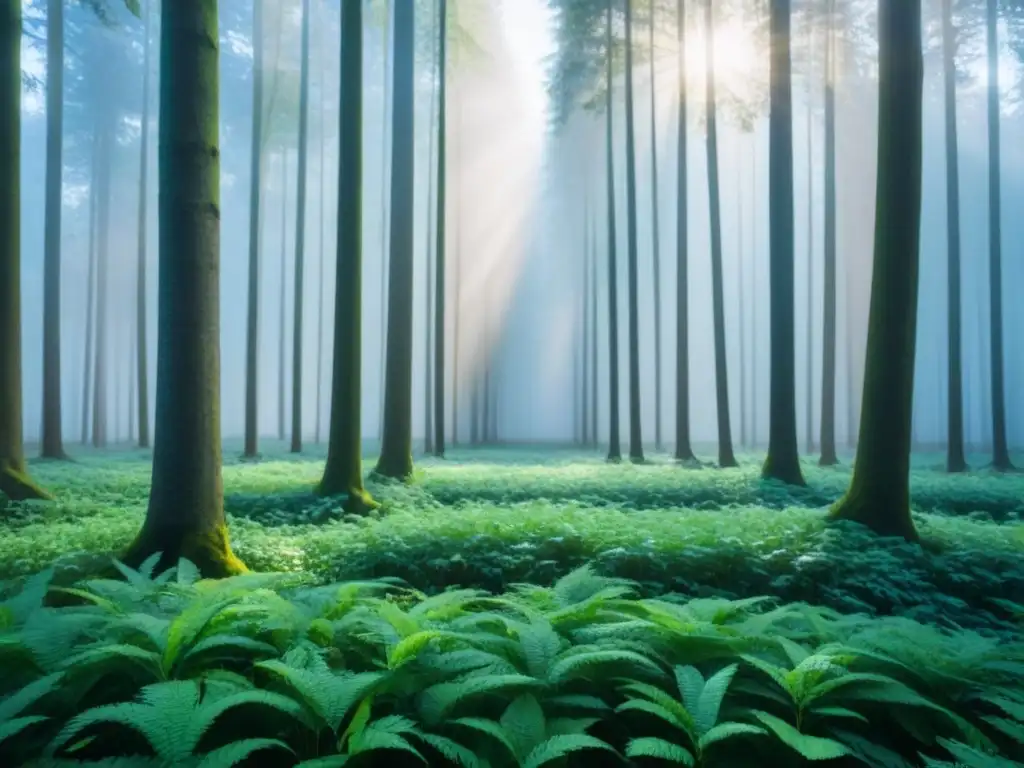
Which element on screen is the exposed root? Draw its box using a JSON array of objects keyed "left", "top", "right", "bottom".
[{"left": 0, "top": 466, "right": 53, "bottom": 502}]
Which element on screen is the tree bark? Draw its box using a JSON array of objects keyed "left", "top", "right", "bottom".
[
  {"left": 704, "top": 0, "right": 736, "bottom": 468},
  {"left": 433, "top": 0, "right": 448, "bottom": 456},
  {"left": 278, "top": 150, "right": 288, "bottom": 443},
  {"left": 762, "top": 0, "right": 804, "bottom": 485},
  {"left": 81, "top": 129, "right": 98, "bottom": 446},
  {"left": 985, "top": 0, "right": 1012, "bottom": 472},
  {"left": 378, "top": 2, "right": 392, "bottom": 443},
  {"left": 649, "top": 1, "right": 662, "bottom": 451},
  {"left": 423, "top": 5, "right": 438, "bottom": 455},
  {"left": 92, "top": 106, "right": 112, "bottom": 449},
  {"left": 829, "top": 0, "right": 923, "bottom": 541},
  {"left": 581, "top": 196, "right": 591, "bottom": 447},
  {"left": 41, "top": 0, "right": 66, "bottom": 460},
  {"left": 819, "top": 0, "right": 838, "bottom": 466},
  {"left": 290, "top": 0, "right": 311, "bottom": 454},
  {"left": 674, "top": 0, "right": 694, "bottom": 462},
  {"left": 135, "top": 0, "right": 152, "bottom": 451},
  {"left": 374, "top": 0, "right": 415, "bottom": 480},
  {"left": 123, "top": 0, "right": 245, "bottom": 576},
  {"left": 804, "top": 11, "right": 814, "bottom": 454},
  {"left": 243, "top": 0, "right": 263, "bottom": 459},
  {"left": 941, "top": 0, "right": 966, "bottom": 473},
  {"left": 318, "top": 0, "right": 374, "bottom": 511},
  {"left": 606, "top": 0, "right": 622, "bottom": 462},
  {"left": 624, "top": 0, "right": 644, "bottom": 463}
]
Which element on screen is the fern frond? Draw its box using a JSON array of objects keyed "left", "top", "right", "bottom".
[
  {"left": 256, "top": 659, "right": 384, "bottom": 732},
  {"left": 522, "top": 733, "right": 617, "bottom": 768},
  {"left": 697, "top": 722, "right": 765, "bottom": 751},
  {"left": 625, "top": 736, "right": 695, "bottom": 765},
  {"left": 414, "top": 731, "right": 484, "bottom": 768},
  {"left": 0, "top": 671, "right": 64, "bottom": 722},
  {"left": 194, "top": 738, "right": 293, "bottom": 768},
  {"left": 418, "top": 674, "right": 541, "bottom": 724},
  {"left": 0, "top": 714, "right": 49, "bottom": 747},
  {"left": 673, "top": 665, "right": 704, "bottom": 716},
  {"left": 500, "top": 693, "right": 546, "bottom": 761},
  {"left": 752, "top": 711, "right": 849, "bottom": 761},
  {"left": 450, "top": 716, "right": 519, "bottom": 759},
  {"left": 695, "top": 663, "right": 738, "bottom": 734},
  {"left": 548, "top": 648, "right": 662, "bottom": 684},
  {"left": 616, "top": 698, "right": 688, "bottom": 731}
]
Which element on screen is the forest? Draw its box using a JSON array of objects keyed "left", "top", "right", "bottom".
[{"left": 1, "top": 0, "right": 1024, "bottom": 765}]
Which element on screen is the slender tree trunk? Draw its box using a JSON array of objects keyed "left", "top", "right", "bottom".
[
  {"left": 315, "top": 4, "right": 327, "bottom": 445},
  {"left": 243, "top": 0, "right": 263, "bottom": 458},
  {"left": 378, "top": 2, "right": 392, "bottom": 442},
  {"left": 819, "top": 0, "right": 838, "bottom": 466},
  {"left": 433, "top": 0, "right": 448, "bottom": 456},
  {"left": 704, "top": 0, "right": 736, "bottom": 468},
  {"left": 424, "top": 6, "right": 438, "bottom": 455},
  {"left": 452, "top": 76, "right": 462, "bottom": 447},
  {"left": 941, "top": 0, "right": 965, "bottom": 473},
  {"left": 318, "top": 0, "right": 374, "bottom": 510},
  {"left": 804, "top": 15, "right": 814, "bottom": 454},
  {"left": 829, "top": 0, "right": 923, "bottom": 541},
  {"left": 135, "top": 0, "right": 152, "bottom": 451},
  {"left": 751, "top": 139, "right": 759, "bottom": 448},
  {"left": 649, "top": 2, "right": 662, "bottom": 451},
  {"left": 624, "top": 0, "right": 644, "bottom": 463},
  {"left": 278, "top": 151, "right": 288, "bottom": 442},
  {"left": 581, "top": 195, "right": 590, "bottom": 447},
  {"left": 41, "top": 0, "right": 66, "bottom": 460},
  {"left": 92, "top": 108, "right": 112, "bottom": 449},
  {"left": 606, "top": 0, "right": 622, "bottom": 462},
  {"left": 674, "top": 0, "right": 694, "bottom": 462},
  {"left": 124, "top": 0, "right": 245, "bottom": 575},
  {"left": 81, "top": 131, "right": 98, "bottom": 446},
  {"left": 985, "top": 0, "right": 1012, "bottom": 471},
  {"left": 290, "top": 0, "right": 311, "bottom": 454},
  {"left": 0, "top": 0, "right": 50, "bottom": 499},
  {"left": 589, "top": 208, "right": 598, "bottom": 447},
  {"left": 762, "top": 0, "right": 804, "bottom": 485},
  {"left": 738, "top": 164, "right": 747, "bottom": 449},
  {"left": 375, "top": 0, "right": 415, "bottom": 480}
]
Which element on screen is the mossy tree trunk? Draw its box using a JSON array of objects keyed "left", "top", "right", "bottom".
[
  {"left": 375, "top": 0, "right": 415, "bottom": 481},
  {"left": 433, "top": 0, "right": 448, "bottom": 456},
  {"left": 942, "top": 0, "right": 966, "bottom": 473},
  {"left": 318, "top": 0, "right": 374, "bottom": 511},
  {"left": 818, "top": 0, "right": 838, "bottom": 467},
  {"left": 762, "top": 0, "right": 804, "bottom": 486},
  {"left": 290, "top": 0, "right": 311, "bottom": 454},
  {"left": 41, "top": 0, "right": 67, "bottom": 461},
  {"left": 135, "top": 0, "right": 152, "bottom": 451},
  {"left": 624, "top": 0, "right": 644, "bottom": 464},
  {"left": 243, "top": 0, "right": 264, "bottom": 459},
  {"left": 123, "top": 0, "right": 245, "bottom": 576},
  {"left": 605, "top": 0, "right": 621, "bottom": 462},
  {"left": 703, "top": 0, "right": 736, "bottom": 469},
  {"left": 829, "top": 0, "right": 923, "bottom": 542},
  {"left": 984, "top": 0, "right": 1013, "bottom": 472},
  {"left": 675, "top": 0, "right": 695, "bottom": 463},
  {"left": 1, "top": 0, "right": 50, "bottom": 501}
]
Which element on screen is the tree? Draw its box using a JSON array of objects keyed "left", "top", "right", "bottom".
[
  {"left": 648, "top": 0, "right": 662, "bottom": 451},
  {"left": 675, "top": 0, "right": 695, "bottom": 463},
  {"left": 605, "top": 0, "right": 622, "bottom": 462},
  {"left": 941, "top": 0, "right": 966, "bottom": 473},
  {"left": 433, "top": 0, "right": 448, "bottom": 456},
  {"left": 704, "top": 0, "right": 737, "bottom": 469},
  {"left": 135, "top": 0, "right": 153, "bottom": 450},
  {"left": 984, "top": 0, "right": 1013, "bottom": 472},
  {"left": 829, "top": 0, "right": 923, "bottom": 541},
  {"left": 1, "top": 0, "right": 51, "bottom": 501},
  {"left": 762, "top": 0, "right": 804, "bottom": 486},
  {"left": 243, "top": 0, "right": 264, "bottom": 459},
  {"left": 318, "top": 0, "right": 375, "bottom": 510},
  {"left": 41, "top": 0, "right": 67, "bottom": 460},
  {"left": 376, "top": 0, "right": 416, "bottom": 479},
  {"left": 290, "top": 0, "right": 312, "bottom": 454},
  {"left": 624, "top": 0, "right": 644, "bottom": 463},
  {"left": 123, "top": 0, "right": 245, "bottom": 575}
]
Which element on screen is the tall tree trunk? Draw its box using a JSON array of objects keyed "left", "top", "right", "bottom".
[
  {"left": 804, "top": 14, "right": 814, "bottom": 454},
  {"left": 606, "top": 0, "right": 622, "bottom": 462},
  {"left": 41, "top": 0, "right": 66, "bottom": 460},
  {"left": 81, "top": 132, "right": 98, "bottom": 446},
  {"left": 704, "top": 0, "right": 736, "bottom": 468},
  {"left": 589, "top": 208, "right": 598, "bottom": 447},
  {"left": 942, "top": 0, "right": 966, "bottom": 473},
  {"left": 375, "top": 0, "right": 415, "bottom": 480},
  {"left": 738, "top": 164, "right": 747, "bottom": 449},
  {"left": 424, "top": 6, "right": 438, "bottom": 455},
  {"left": 123, "top": 0, "right": 245, "bottom": 576},
  {"left": 649, "top": 1, "right": 662, "bottom": 451},
  {"left": 674, "top": 0, "right": 694, "bottom": 462},
  {"left": 318, "top": 0, "right": 374, "bottom": 510},
  {"left": 624, "top": 0, "right": 644, "bottom": 463},
  {"left": 278, "top": 151, "right": 288, "bottom": 442},
  {"left": 290, "top": 0, "right": 311, "bottom": 454},
  {"left": 92, "top": 108, "right": 112, "bottom": 449},
  {"left": 433, "top": 0, "right": 448, "bottom": 456},
  {"left": 819, "top": 0, "right": 838, "bottom": 466},
  {"left": 829, "top": 0, "right": 923, "bottom": 541},
  {"left": 762, "top": 0, "right": 804, "bottom": 485},
  {"left": 751, "top": 139, "right": 759, "bottom": 448},
  {"left": 378, "top": 2, "right": 392, "bottom": 442},
  {"left": 243, "top": 0, "right": 263, "bottom": 458},
  {"left": 135, "top": 0, "right": 152, "bottom": 451},
  {"left": 985, "top": 0, "right": 1012, "bottom": 471},
  {"left": 315, "top": 4, "right": 327, "bottom": 445},
  {"left": 0, "top": 0, "right": 50, "bottom": 500},
  {"left": 452, "top": 75, "right": 462, "bottom": 447},
  {"left": 581, "top": 196, "right": 590, "bottom": 447}
]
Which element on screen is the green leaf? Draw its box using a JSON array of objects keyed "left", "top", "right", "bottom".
[
  {"left": 626, "top": 736, "right": 695, "bottom": 765},
  {"left": 195, "top": 738, "right": 294, "bottom": 768},
  {"left": 414, "top": 732, "right": 483, "bottom": 768},
  {"left": 523, "top": 733, "right": 617, "bottom": 768},
  {"left": 450, "top": 716, "right": 519, "bottom": 760},
  {"left": 0, "top": 715, "right": 49, "bottom": 747},
  {"left": 697, "top": 722, "right": 766, "bottom": 751},
  {"left": 695, "top": 663, "right": 738, "bottom": 734},
  {"left": 753, "top": 711, "right": 849, "bottom": 761},
  {"left": 387, "top": 630, "right": 446, "bottom": 668},
  {"left": 674, "top": 665, "right": 704, "bottom": 716},
  {"left": 548, "top": 649, "right": 662, "bottom": 684},
  {"left": 501, "top": 694, "right": 546, "bottom": 761},
  {"left": 419, "top": 674, "right": 540, "bottom": 723}
]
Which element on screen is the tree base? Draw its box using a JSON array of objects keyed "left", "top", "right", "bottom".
[
  {"left": 828, "top": 490, "right": 918, "bottom": 541},
  {"left": 818, "top": 454, "right": 840, "bottom": 468},
  {"left": 0, "top": 466, "right": 53, "bottom": 501},
  {"left": 762, "top": 454, "right": 806, "bottom": 486},
  {"left": 315, "top": 481, "right": 379, "bottom": 516},
  {"left": 122, "top": 520, "right": 247, "bottom": 579},
  {"left": 239, "top": 452, "right": 263, "bottom": 463}
]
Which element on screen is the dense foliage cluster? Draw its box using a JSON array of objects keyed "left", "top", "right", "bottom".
[{"left": 0, "top": 559, "right": 1022, "bottom": 767}]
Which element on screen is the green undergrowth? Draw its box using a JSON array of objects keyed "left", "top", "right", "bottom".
[
  {"left": 1, "top": 447, "right": 1023, "bottom": 635},
  {"left": 1, "top": 559, "right": 1023, "bottom": 767}
]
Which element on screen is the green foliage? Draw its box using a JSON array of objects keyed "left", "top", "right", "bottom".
[{"left": 0, "top": 558, "right": 1022, "bottom": 766}]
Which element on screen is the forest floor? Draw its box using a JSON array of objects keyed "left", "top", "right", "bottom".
[{"left": 2, "top": 443, "right": 1023, "bottom": 634}]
